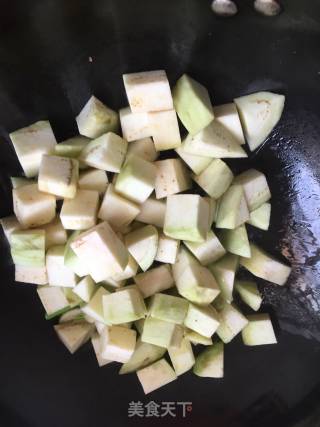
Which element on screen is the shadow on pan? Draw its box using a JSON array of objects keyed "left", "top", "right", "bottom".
[{"left": 0, "top": 1, "right": 319, "bottom": 426}]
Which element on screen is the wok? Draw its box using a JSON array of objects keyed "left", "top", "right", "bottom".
[{"left": 0, "top": 0, "right": 320, "bottom": 426}]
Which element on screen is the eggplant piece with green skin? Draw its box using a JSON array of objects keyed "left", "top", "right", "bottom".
[
  {"left": 149, "top": 293, "right": 189, "bottom": 325},
  {"left": 126, "top": 137, "right": 159, "bottom": 162},
  {"left": 217, "top": 224, "right": 251, "bottom": 258},
  {"left": 240, "top": 243, "right": 291, "bottom": 286},
  {"left": 242, "top": 313, "right": 277, "bottom": 346},
  {"left": 38, "top": 155, "right": 79, "bottom": 199},
  {"left": 234, "top": 91, "right": 285, "bottom": 151},
  {"left": 37, "top": 285, "right": 70, "bottom": 317},
  {"left": 234, "top": 169, "right": 271, "bottom": 212},
  {"left": 164, "top": 194, "right": 209, "bottom": 243},
  {"left": 0, "top": 215, "right": 22, "bottom": 242},
  {"left": 125, "top": 225, "right": 158, "bottom": 272},
  {"left": 81, "top": 287, "right": 110, "bottom": 324},
  {"left": 59, "top": 308, "right": 85, "bottom": 323},
  {"left": 10, "top": 229, "right": 45, "bottom": 267},
  {"left": 119, "top": 338, "right": 166, "bottom": 374},
  {"left": 13, "top": 184, "right": 56, "bottom": 228},
  {"left": 137, "top": 358, "right": 177, "bottom": 395},
  {"left": 54, "top": 136, "right": 90, "bottom": 158},
  {"left": 115, "top": 154, "right": 156, "bottom": 204},
  {"left": 134, "top": 264, "right": 174, "bottom": 298},
  {"left": 175, "top": 139, "right": 212, "bottom": 175},
  {"left": 215, "top": 185, "right": 249, "bottom": 229},
  {"left": 235, "top": 280, "right": 262, "bottom": 311},
  {"left": 173, "top": 247, "right": 220, "bottom": 306},
  {"left": 247, "top": 202, "right": 271, "bottom": 230},
  {"left": 73, "top": 276, "right": 96, "bottom": 303},
  {"left": 208, "top": 254, "right": 239, "bottom": 303},
  {"left": 183, "top": 120, "right": 247, "bottom": 159},
  {"left": 193, "top": 341, "right": 224, "bottom": 378},
  {"left": 98, "top": 184, "right": 140, "bottom": 231},
  {"left": 213, "top": 103, "right": 245, "bottom": 145},
  {"left": 102, "top": 288, "right": 146, "bottom": 324},
  {"left": 9, "top": 120, "right": 57, "bottom": 178},
  {"left": 141, "top": 317, "right": 183, "bottom": 349},
  {"left": 80, "top": 132, "right": 128, "bottom": 173},
  {"left": 76, "top": 95, "right": 119, "bottom": 139},
  {"left": 184, "top": 303, "right": 220, "bottom": 338},
  {"left": 193, "top": 159, "right": 234, "bottom": 199},
  {"left": 100, "top": 325, "right": 137, "bottom": 363},
  {"left": 173, "top": 74, "right": 214, "bottom": 136},
  {"left": 216, "top": 303, "right": 248, "bottom": 343},
  {"left": 184, "top": 230, "right": 226, "bottom": 266},
  {"left": 168, "top": 337, "right": 195, "bottom": 376}
]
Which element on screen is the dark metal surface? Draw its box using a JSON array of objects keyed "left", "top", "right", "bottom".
[{"left": 0, "top": 1, "right": 320, "bottom": 426}]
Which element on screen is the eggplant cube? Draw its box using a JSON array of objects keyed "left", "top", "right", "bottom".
[
  {"left": 119, "top": 107, "right": 151, "bottom": 141},
  {"left": 173, "top": 74, "right": 214, "bottom": 136},
  {"left": 193, "top": 342, "right": 224, "bottom": 378},
  {"left": 234, "top": 169, "right": 271, "bottom": 211},
  {"left": 176, "top": 139, "right": 212, "bottom": 175},
  {"left": 137, "top": 358, "right": 177, "bottom": 394},
  {"left": 54, "top": 321, "right": 93, "bottom": 354},
  {"left": 78, "top": 169, "right": 108, "bottom": 194},
  {"left": 80, "top": 132, "right": 127, "bottom": 173},
  {"left": 164, "top": 194, "right": 209, "bottom": 242},
  {"left": 73, "top": 276, "right": 96, "bottom": 303},
  {"left": 193, "top": 159, "right": 234, "bottom": 199},
  {"left": 115, "top": 155, "right": 156, "bottom": 204},
  {"left": 71, "top": 222, "right": 129, "bottom": 283},
  {"left": 148, "top": 110, "right": 181, "bottom": 151},
  {"left": 149, "top": 293, "right": 189, "bottom": 325},
  {"left": 0, "top": 215, "right": 22, "bottom": 242},
  {"left": 81, "top": 286, "right": 110, "bottom": 324},
  {"left": 134, "top": 264, "right": 174, "bottom": 298},
  {"left": 103, "top": 288, "right": 146, "bottom": 324},
  {"left": 123, "top": 70, "right": 173, "bottom": 113},
  {"left": 209, "top": 254, "right": 239, "bottom": 303},
  {"left": 184, "top": 303, "right": 220, "bottom": 338},
  {"left": 126, "top": 137, "right": 158, "bottom": 162},
  {"left": 242, "top": 314, "right": 277, "bottom": 346},
  {"left": 235, "top": 280, "right": 262, "bottom": 311},
  {"left": 60, "top": 189, "right": 99, "bottom": 230},
  {"left": 247, "top": 202, "right": 271, "bottom": 230},
  {"left": 15, "top": 265, "right": 48, "bottom": 285},
  {"left": 54, "top": 135, "right": 90, "bottom": 158},
  {"left": 125, "top": 225, "right": 158, "bottom": 272},
  {"left": 44, "top": 217, "right": 67, "bottom": 249},
  {"left": 91, "top": 332, "right": 113, "bottom": 367},
  {"left": 98, "top": 184, "right": 140, "bottom": 231},
  {"left": 184, "top": 230, "right": 226, "bottom": 266},
  {"left": 216, "top": 303, "right": 248, "bottom": 343},
  {"left": 155, "top": 233, "right": 180, "bottom": 264},
  {"left": 216, "top": 185, "right": 249, "bottom": 229},
  {"left": 218, "top": 224, "right": 251, "bottom": 258},
  {"left": 37, "top": 285, "right": 69, "bottom": 316},
  {"left": 100, "top": 325, "right": 137, "bottom": 363},
  {"left": 76, "top": 95, "right": 119, "bottom": 139},
  {"left": 46, "top": 245, "right": 78, "bottom": 287},
  {"left": 9, "top": 120, "right": 57, "bottom": 178},
  {"left": 141, "top": 317, "right": 182, "bottom": 349},
  {"left": 38, "top": 155, "right": 79, "bottom": 199},
  {"left": 10, "top": 229, "right": 45, "bottom": 267},
  {"left": 168, "top": 337, "right": 195, "bottom": 376},
  {"left": 155, "top": 159, "right": 191, "bottom": 199},
  {"left": 213, "top": 103, "right": 245, "bottom": 145},
  {"left": 13, "top": 184, "right": 56, "bottom": 228},
  {"left": 136, "top": 197, "right": 166, "bottom": 228}
]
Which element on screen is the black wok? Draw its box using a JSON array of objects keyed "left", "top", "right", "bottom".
[{"left": 0, "top": 1, "right": 320, "bottom": 426}]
